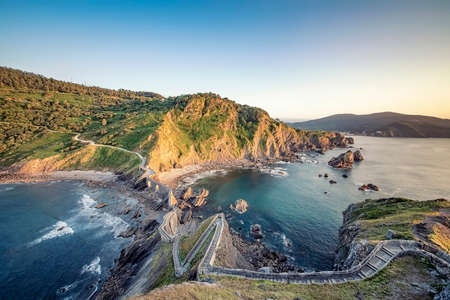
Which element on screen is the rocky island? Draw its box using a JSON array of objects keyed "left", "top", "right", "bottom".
[{"left": 328, "top": 150, "right": 364, "bottom": 169}]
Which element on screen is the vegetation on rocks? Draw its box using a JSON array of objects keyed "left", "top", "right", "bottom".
[{"left": 343, "top": 198, "right": 449, "bottom": 243}]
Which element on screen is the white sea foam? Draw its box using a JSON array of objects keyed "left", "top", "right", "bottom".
[
  {"left": 259, "top": 167, "right": 288, "bottom": 177},
  {"left": 30, "top": 221, "right": 74, "bottom": 245},
  {"left": 81, "top": 256, "right": 101, "bottom": 275},
  {"left": 78, "top": 194, "right": 129, "bottom": 237},
  {"left": 281, "top": 233, "right": 293, "bottom": 248},
  {"left": 0, "top": 186, "right": 14, "bottom": 192}
]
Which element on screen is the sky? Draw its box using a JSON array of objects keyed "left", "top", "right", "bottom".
[{"left": 1, "top": 0, "right": 449, "bottom": 120}]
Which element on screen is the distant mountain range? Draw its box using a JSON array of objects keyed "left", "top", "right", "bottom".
[{"left": 289, "top": 112, "right": 450, "bottom": 138}]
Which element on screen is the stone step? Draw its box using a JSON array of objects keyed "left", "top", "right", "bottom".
[
  {"left": 380, "top": 246, "right": 395, "bottom": 257},
  {"left": 375, "top": 254, "right": 388, "bottom": 263},
  {"left": 359, "top": 269, "right": 369, "bottom": 278},
  {"left": 366, "top": 262, "right": 378, "bottom": 272}
]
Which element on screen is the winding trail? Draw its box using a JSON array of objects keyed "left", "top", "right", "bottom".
[
  {"left": 166, "top": 213, "right": 450, "bottom": 284},
  {"left": 73, "top": 133, "right": 154, "bottom": 177}
]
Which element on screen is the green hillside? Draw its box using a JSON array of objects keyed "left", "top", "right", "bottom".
[{"left": 0, "top": 67, "right": 347, "bottom": 175}]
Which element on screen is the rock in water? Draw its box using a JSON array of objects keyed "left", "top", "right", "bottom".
[
  {"left": 231, "top": 199, "right": 248, "bottom": 214},
  {"left": 328, "top": 150, "right": 354, "bottom": 169},
  {"left": 95, "top": 203, "right": 108, "bottom": 209},
  {"left": 359, "top": 184, "right": 379, "bottom": 191},
  {"left": 354, "top": 150, "right": 364, "bottom": 161},
  {"left": 329, "top": 180, "right": 337, "bottom": 184},
  {"left": 193, "top": 188, "right": 209, "bottom": 207},
  {"left": 168, "top": 190, "right": 177, "bottom": 207},
  {"left": 183, "top": 187, "right": 192, "bottom": 200},
  {"left": 251, "top": 224, "right": 263, "bottom": 240}
]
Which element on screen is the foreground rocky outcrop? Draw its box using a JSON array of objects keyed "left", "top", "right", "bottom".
[
  {"left": 335, "top": 197, "right": 449, "bottom": 270},
  {"left": 214, "top": 219, "right": 297, "bottom": 273},
  {"left": 97, "top": 219, "right": 161, "bottom": 299}
]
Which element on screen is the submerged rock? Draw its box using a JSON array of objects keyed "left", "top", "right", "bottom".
[{"left": 95, "top": 203, "right": 108, "bottom": 209}]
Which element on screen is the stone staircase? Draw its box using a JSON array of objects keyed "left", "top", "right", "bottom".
[{"left": 196, "top": 213, "right": 450, "bottom": 284}]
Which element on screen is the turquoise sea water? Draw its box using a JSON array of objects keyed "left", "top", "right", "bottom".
[
  {"left": 0, "top": 181, "right": 140, "bottom": 300},
  {"left": 194, "top": 137, "right": 450, "bottom": 271}
]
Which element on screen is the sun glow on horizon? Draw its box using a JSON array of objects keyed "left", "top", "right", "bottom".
[{"left": 1, "top": 0, "right": 449, "bottom": 119}]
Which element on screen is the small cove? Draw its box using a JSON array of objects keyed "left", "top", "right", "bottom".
[{"left": 193, "top": 136, "right": 450, "bottom": 271}]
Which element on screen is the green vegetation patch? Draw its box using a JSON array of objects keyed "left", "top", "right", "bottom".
[
  {"left": 0, "top": 131, "right": 78, "bottom": 167},
  {"left": 179, "top": 216, "right": 215, "bottom": 262},
  {"left": 150, "top": 228, "right": 215, "bottom": 291},
  {"left": 67, "top": 146, "right": 141, "bottom": 173},
  {"left": 346, "top": 198, "right": 449, "bottom": 242}
]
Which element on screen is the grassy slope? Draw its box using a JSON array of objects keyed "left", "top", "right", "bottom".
[
  {"left": 0, "top": 87, "right": 170, "bottom": 172},
  {"left": 136, "top": 256, "right": 444, "bottom": 300},
  {"left": 150, "top": 229, "right": 215, "bottom": 291},
  {"left": 344, "top": 198, "right": 449, "bottom": 243},
  {"left": 179, "top": 216, "right": 215, "bottom": 262}
]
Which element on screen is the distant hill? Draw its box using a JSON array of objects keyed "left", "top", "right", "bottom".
[{"left": 289, "top": 112, "right": 450, "bottom": 138}]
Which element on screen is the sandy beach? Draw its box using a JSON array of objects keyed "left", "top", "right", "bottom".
[{"left": 0, "top": 170, "right": 118, "bottom": 184}]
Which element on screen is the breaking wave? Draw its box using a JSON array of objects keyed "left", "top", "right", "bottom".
[
  {"left": 30, "top": 221, "right": 74, "bottom": 245},
  {"left": 78, "top": 194, "right": 129, "bottom": 237},
  {"left": 81, "top": 256, "right": 101, "bottom": 275}
]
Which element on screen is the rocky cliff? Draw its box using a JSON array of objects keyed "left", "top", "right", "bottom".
[
  {"left": 144, "top": 94, "right": 352, "bottom": 172},
  {"left": 335, "top": 197, "right": 449, "bottom": 270}
]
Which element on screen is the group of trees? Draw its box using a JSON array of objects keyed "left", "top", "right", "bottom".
[{"left": 0, "top": 66, "right": 163, "bottom": 100}]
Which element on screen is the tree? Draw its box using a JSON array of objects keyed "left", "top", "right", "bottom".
[{"left": 102, "top": 119, "right": 107, "bottom": 126}]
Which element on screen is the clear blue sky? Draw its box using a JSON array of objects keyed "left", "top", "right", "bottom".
[{"left": 1, "top": 0, "right": 449, "bottom": 120}]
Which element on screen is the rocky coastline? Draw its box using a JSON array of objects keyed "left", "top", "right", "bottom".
[{"left": 0, "top": 132, "right": 356, "bottom": 298}]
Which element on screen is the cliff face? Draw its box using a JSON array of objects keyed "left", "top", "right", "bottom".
[
  {"left": 145, "top": 94, "right": 352, "bottom": 172},
  {"left": 335, "top": 198, "right": 450, "bottom": 270},
  {"left": 334, "top": 203, "right": 373, "bottom": 270}
]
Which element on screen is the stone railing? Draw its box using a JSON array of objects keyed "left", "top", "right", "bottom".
[
  {"left": 197, "top": 214, "right": 450, "bottom": 284},
  {"left": 174, "top": 214, "right": 219, "bottom": 278}
]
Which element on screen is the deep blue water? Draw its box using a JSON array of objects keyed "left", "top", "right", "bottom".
[
  {"left": 0, "top": 181, "right": 140, "bottom": 300},
  {"left": 194, "top": 137, "right": 450, "bottom": 271}
]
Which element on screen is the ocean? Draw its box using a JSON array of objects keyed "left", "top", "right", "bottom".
[
  {"left": 0, "top": 181, "right": 140, "bottom": 299},
  {"left": 193, "top": 136, "right": 450, "bottom": 271}
]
